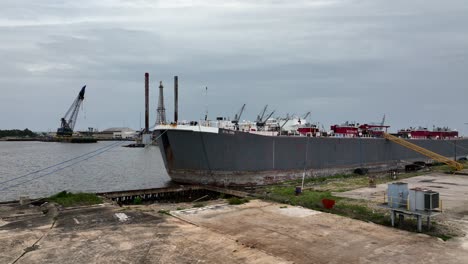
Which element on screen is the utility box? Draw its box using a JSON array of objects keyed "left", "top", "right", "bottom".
[
  {"left": 387, "top": 182, "right": 409, "bottom": 208},
  {"left": 409, "top": 188, "right": 439, "bottom": 211}
]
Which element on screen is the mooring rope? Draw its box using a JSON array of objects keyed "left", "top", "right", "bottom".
[
  {"left": 0, "top": 141, "right": 122, "bottom": 186},
  {"left": 0, "top": 142, "right": 124, "bottom": 191},
  {"left": 1, "top": 130, "right": 171, "bottom": 191}
]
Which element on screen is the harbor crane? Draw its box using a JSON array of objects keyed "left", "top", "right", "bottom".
[
  {"left": 256, "top": 105, "right": 275, "bottom": 131},
  {"left": 231, "top": 104, "right": 246, "bottom": 130},
  {"left": 380, "top": 114, "right": 386, "bottom": 126},
  {"left": 57, "top": 85, "right": 86, "bottom": 136}
]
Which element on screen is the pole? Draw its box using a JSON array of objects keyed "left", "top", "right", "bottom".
[
  {"left": 204, "top": 86, "right": 208, "bottom": 122},
  {"left": 454, "top": 140, "right": 457, "bottom": 161},
  {"left": 302, "top": 136, "right": 309, "bottom": 189},
  {"left": 174, "top": 76, "right": 178, "bottom": 124},
  {"left": 145, "top": 73, "right": 149, "bottom": 133}
]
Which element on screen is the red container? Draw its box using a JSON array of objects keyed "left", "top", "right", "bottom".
[{"left": 322, "top": 198, "right": 335, "bottom": 209}]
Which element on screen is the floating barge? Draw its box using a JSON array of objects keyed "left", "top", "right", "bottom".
[{"left": 154, "top": 124, "right": 468, "bottom": 186}]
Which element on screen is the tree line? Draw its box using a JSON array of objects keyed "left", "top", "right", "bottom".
[{"left": 0, "top": 129, "right": 38, "bottom": 138}]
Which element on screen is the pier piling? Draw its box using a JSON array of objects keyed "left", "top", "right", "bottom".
[{"left": 145, "top": 73, "right": 149, "bottom": 133}]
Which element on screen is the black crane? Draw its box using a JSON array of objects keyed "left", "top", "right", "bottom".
[
  {"left": 256, "top": 105, "right": 268, "bottom": 123},
  {"left": 256, "top": 105, "right": 275, "bottom": 131},
  {"left": 57, "top": 85, "right": 86, "bottom": 136},
  {"left": 231, "top": 104, "right": 246, "bottom": 130}
]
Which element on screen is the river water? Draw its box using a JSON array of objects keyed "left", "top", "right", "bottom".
[{"left": 0, "top": 141, "right": 172, "bottom": 202}]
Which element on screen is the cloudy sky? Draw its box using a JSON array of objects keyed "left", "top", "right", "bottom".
[{"left": 1, "top": 0, "right": 467, "bottom": 134}]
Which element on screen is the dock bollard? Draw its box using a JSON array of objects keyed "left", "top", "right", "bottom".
[{"left": 295, "top": 186, "right": 302, "bottom": 196}]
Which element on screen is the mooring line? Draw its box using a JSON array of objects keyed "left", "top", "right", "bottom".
[
  {"left": 1, "top": 130, "right": 169, "bottom": 191},
  {"left": 0, "top": 142, "right": 124, "bottom": 191},
  {"left": 0, "top": 141, "right": 122, "bottom": 186},
  {"left": 11, "top": 215, "right": 57, "bottom": 264}
]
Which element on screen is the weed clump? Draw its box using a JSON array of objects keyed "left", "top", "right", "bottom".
[
  {"left": 158, "top": 209, "right": 170, "bottom": 215},
  {"left": 227, "top": 197, "right": 250, "bottom": 205},
  {"left": 133, "top": 196, "right": 142, "bottom": 205},
  {"left": 47, "top": 191, "right": 102, "bottom": 207}
]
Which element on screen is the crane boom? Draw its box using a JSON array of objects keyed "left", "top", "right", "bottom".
[
  {"left": 233, "top": 104, "right": 246, "bottom": 123},
  {"left": 383, "top": 132, "right": 463, "bottom": 171},
  {"left": 380, "top": 114, "right": 386, "bottom": 126},
  {"left": 255, "top": 105, "right": 275, "bottom": 131},
  {"left": 257, "top": 105, "right": 268, "bottom": 122},
  {"left": 264, "top": 110, "right": 275, "bottom": 121},
  {"left": 57, "top": 85, "right": 86, "bottom": 136}
]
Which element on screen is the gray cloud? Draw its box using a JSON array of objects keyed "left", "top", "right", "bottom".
[{"left": 0, "top": 0, "right": 467, "bottom": 134}]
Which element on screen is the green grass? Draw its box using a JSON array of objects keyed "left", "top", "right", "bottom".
[
  {"left": 285, "top": 171, "right": 425, "bottom": 193},
  {"left": 431, "top": 160, "right": 467, "bottom": 173},
  {"left": 193, "top": 203, "right": 205, "bottom": 208},
  {"left": 227, "top": 197, "right": 250, "bottom": 205},
  {"left": 264, "top": 186, "right": 389, "bottom": 225},
  {"left": 266, "top": 186, "right": 336, "bottom": 207},
  {"left": 47, "top": 191, "right": 102, "bottom": 207},
  {"left": 334, "top": 201, "right": 389, "bottom": 224},
  {"left": 435, "top": 234, "right": 454, "bottom": 241},
  {"left": 157, "top": 209, "right": 170, "bottom": 215},
  {"left": 133, "top": 196, "right": 142, "bottom": 205}
]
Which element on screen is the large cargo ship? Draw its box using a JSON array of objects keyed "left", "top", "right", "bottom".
[{"left": 154, "top": 123, "right": 468, "bottom": 186}]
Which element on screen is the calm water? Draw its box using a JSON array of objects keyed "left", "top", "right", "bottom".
[{"left": 0, "top": 141, "right": 172, "bottom": 202}]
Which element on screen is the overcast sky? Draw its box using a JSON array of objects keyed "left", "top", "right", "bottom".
[{"left": 1, "top": 0, "right": 467, "bottom": 134}]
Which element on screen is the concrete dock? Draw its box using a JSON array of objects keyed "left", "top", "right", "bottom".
[
  {"left": 1, "top": 172, "right": 468, "bottom": 263},
  {"left": 0, "top": 203, "right": 466, "bottom": 263}
]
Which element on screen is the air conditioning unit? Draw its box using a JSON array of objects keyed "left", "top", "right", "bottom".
[
  {"left": 409, "top": 188, "right": 439, "bottom": 211},
  {"left": 424, "top": 191, "right": 439, "bottom": 210}
]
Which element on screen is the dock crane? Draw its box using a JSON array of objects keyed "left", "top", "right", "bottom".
[
  {"left": 383, "top": 132, "right": 463, "bottom": 171},
  {"left": 256, "top": 105, "right": 268, "bottom": 123},
  {"left": 231, "top": 104, "right": 246, "bottom": 130},
  {"left": 380, "top": 114, "right": 386, "bottom": 126},
  {"left": 57, "top": 85, "right": 86, "bottom": 136},
  {"left": 256, "top": 105, "right": 275, "bottom": 131}
]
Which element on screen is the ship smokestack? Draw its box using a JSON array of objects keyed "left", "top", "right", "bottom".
[
  {"left": 174, "top": 76, "right": 178, "bottom": 124},
  {"left": 145, "top": 72, "right": 149, "bottom": 132}
]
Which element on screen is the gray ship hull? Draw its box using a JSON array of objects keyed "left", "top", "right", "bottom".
[{"left": 155, "top": 128, "right": 468, "bottom": 186}]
